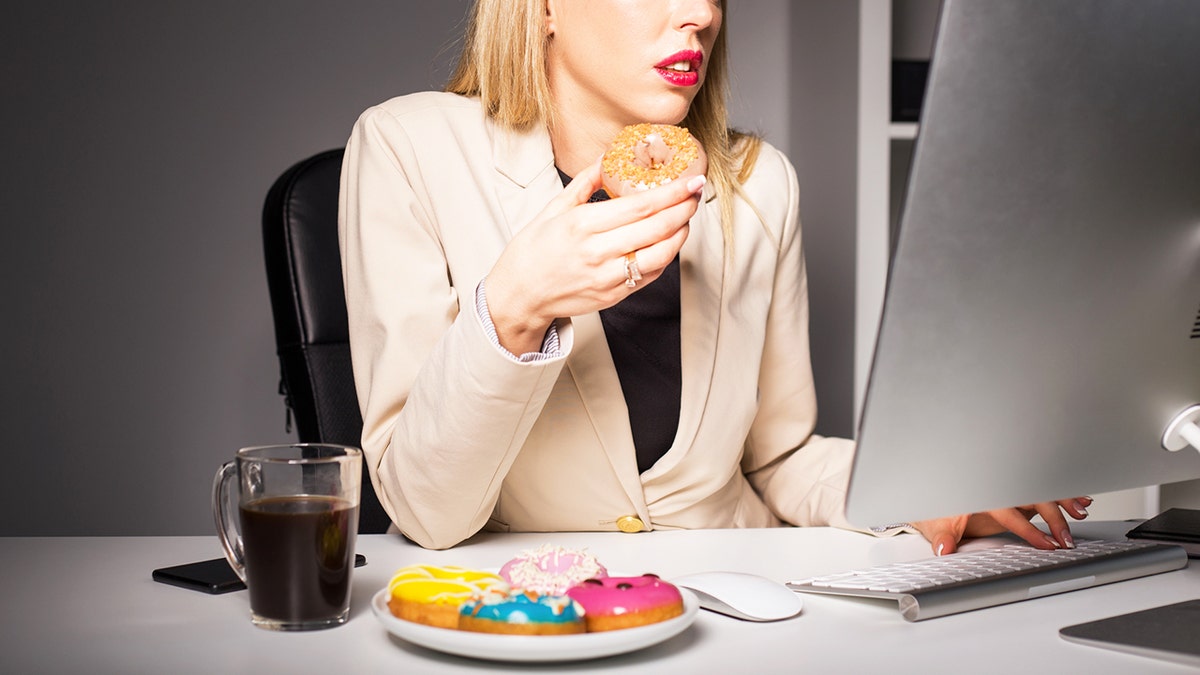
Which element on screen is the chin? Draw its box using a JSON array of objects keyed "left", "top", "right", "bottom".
[
  {"left": 617, "top": 89, "right": 697, "bottom": 126},
  {"left": 632, "top": 103, "right": 694, "bottom": 126}
]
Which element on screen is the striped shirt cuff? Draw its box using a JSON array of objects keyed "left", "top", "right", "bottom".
[
  {"left": 870, "top": 523, "right": 915, "bottom": 533},
  {"left": 475, "top": 279, "right": 562, "bottom": 363}
]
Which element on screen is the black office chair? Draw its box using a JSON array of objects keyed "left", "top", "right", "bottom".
[{"left": 262, "top": 148, "right": 391, "bottom": 534}]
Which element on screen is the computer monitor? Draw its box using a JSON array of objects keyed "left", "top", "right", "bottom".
[{"left": 844, "top": 0, "right": 1200, "bottom": 526}]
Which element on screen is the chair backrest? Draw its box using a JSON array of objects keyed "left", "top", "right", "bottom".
[{"left": 261, "top": 148, "right": 391, "bottom": 534}]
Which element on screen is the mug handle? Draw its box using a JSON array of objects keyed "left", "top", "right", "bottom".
[{"left": 212, "top": 461, "right": 247, "bottom": 582}]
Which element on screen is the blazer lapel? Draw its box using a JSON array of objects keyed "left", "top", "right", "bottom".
[
  {"left": 488, "top": 117, "right": 559, "bottom": 237},
  {"left": 656, "top": 190, "right": 724, "bottom": 475},
  {"left": 568, "top": 187, "right": 727, "bottom": 495},
  {"left": 566, "top": 313, "right": 643, "bottom": 487}
]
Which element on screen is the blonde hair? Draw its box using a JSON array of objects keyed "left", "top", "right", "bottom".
[{"left": 445, "top": 0, "right": 763, "bottom": 247}]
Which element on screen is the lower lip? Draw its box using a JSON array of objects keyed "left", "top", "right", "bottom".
[{"left": 656, "top": 68, "right": 699, "bottom": 87}]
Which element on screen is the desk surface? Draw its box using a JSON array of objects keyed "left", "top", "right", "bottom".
[{"left": 1, "top": 522, "right": 1196, "bottom": 674}]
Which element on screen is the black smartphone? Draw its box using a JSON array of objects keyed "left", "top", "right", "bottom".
[{"left": 152, "top": 554, "right": 368, "bottom": 594}]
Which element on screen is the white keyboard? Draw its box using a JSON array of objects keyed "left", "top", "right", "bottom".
[{"left": 787, "top": 539, "right": 1188, "bottom": 621}]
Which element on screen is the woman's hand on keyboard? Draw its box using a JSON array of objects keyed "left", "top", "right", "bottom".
[{"left": 912, "top": 496, "right": 1093, "bottom": 556}]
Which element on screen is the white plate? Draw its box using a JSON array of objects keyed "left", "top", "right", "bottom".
[{"left": 371, "top": 587, "right": 699, "bottom": 663}]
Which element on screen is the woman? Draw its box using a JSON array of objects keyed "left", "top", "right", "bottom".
[{"left": 339, "top": 0, "right": 1089, "bottom": 550}]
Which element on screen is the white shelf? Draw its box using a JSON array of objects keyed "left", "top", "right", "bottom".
[{"left": 888, "top": 122, "right": 919, "bottom": 140}]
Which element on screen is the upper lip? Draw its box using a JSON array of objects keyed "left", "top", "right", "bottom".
[{"left": 655, "top": 50, "right": 703, "bottom": 72}]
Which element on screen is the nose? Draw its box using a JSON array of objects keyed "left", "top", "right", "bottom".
[{"left": 674, "top": 0, "right": 719, "bottom": 32}]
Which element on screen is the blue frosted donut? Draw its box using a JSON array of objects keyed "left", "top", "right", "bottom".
[{"left": 458, "top": 590, "right": 586, "bottom": 635}]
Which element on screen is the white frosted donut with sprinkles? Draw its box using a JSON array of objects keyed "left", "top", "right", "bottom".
[{"left": 498, "top": 544, "right": 608, "bottom": 595}]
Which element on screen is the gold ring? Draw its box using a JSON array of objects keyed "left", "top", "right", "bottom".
[{"left": 623, "top": 252, "right": 642, "bottom": 288}]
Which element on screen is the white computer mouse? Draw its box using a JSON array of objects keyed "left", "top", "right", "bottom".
[{"left": 672, "top": 571, "right": 804, "bottom": 622}]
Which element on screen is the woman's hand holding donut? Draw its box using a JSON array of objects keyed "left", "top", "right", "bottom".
[{"left": 486, "top": 158, "right": 705, "bottom": 355}]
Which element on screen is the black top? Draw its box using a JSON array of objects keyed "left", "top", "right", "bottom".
[{"left": 557, "top": 170, "right": 682, "bottom": 473}]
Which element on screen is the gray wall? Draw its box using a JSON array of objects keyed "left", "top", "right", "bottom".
[
  {"left": 2, "top": 1, "right": 471, "bottom": 535},
  {"left": 4, "top": 1, "right": 859, "bottom": 535},
  {"left": 786, "top": 2, "right": 861, "bottom": 439}
]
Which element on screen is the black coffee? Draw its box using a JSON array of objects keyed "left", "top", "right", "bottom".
[{"left": 239, "top": 495, "right": 359, "bottom": 625}]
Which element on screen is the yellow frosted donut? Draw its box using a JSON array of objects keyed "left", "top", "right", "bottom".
[
  {"left": 601, "top": 123, "right": 707, "bottom": 197},
  {"left": 386, "top": 564, "right": 508, "bottom": 628}
]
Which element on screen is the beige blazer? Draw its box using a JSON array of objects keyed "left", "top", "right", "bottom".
[{"left": 339, "top": 92, "right": 862, "bottom": 549}]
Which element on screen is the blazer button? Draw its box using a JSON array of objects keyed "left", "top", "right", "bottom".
[{"left": 616, "top": 515, "right": 645, "bottom": 533}]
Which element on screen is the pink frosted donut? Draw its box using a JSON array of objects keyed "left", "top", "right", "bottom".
[
  {"left": 499, "top": 544, "right": 608, "bottom": 595},
  {"left": 565, "top": 574, "right": 684, "bottom": 632},
  {"left": 601, "top": 123, "right": 707, "bottom": 197}
]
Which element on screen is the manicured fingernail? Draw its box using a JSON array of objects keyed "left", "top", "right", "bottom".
[
  {"left": 934, "top": 535, "right": 955, "bottom": 556},
  {"left": 1060, "top": 530, "right": 1075, "bottom": 549},
  {"left": 1073, "top": 500, "right": 1089, "bottom": 517},
  {"left": 1043, "top": 534, "right": 1061, "bottom": 549},
  {"left": 686, "top": 175, "right": 706, "bottom": 193}
]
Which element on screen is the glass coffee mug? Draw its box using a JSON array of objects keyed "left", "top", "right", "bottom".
[{"left": 213, "top": 444, "right": 362, "bottom": 630}]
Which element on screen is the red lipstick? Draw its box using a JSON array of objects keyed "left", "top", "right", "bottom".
[{"left": 655, "top": 50, "right": 703, "bottom": 87}]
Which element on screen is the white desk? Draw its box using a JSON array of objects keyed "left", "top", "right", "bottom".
[{"left": 1, "top": 521, "right": 1196, "bottom": 673}]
